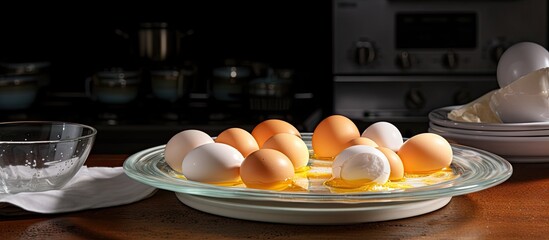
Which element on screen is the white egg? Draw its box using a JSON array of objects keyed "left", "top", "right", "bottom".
[
  {"left": 182, "top": 143, "right": 244, "bottom": 183},
  {"left": 332, "top": 145, "right": 375, "bottom": 178},
  {"left": 361, "top": 121, "right": 403, "bottom": 152},
  {"left": 164, "top": 129, "right": 214, "bottom": 173},
  {"left": 497, "top": 42, "right": 549, "bottom": 88},
  {"left": 339, "top": 147, "right": 390, "bottom": 185}
]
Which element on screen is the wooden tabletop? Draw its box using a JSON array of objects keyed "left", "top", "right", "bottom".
[{"left": 1, "top": 154, "right": 548, "bottom": 239}]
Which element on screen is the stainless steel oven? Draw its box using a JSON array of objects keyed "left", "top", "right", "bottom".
[{"left": 333, "top": 0, "right": 547, "bottom": 134}]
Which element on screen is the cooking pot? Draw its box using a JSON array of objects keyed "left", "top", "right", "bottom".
[
  {"left": 85, "top": 68, "right": 141, "bottom": 105},
  {"left": 150, "top": 64, "right": 196, "bottom": 102},
  {"left": 0, "top": 75, "right": 41, "bottom": 110},
  {"left": 211, "top": 66, "right": 252, "bottom": 103},
  {"left": 248, "top": 69, "right": 293, "bottom": 112},
  {"left": 116, "top": 22, "right": 193, "bottom": 62},
  {"left": 0, "top": 61, "right": 50, "bottom": 87}
]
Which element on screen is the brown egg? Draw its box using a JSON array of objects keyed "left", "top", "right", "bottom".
[
  {"left": 376, "top": 146, "right": 404, "bottom": 181},
  {"left": 240, "top": 149, "right": 295, "bottom": 190},
  {"left": 344, "top": 137, "right": 378, "bottom": 148},
  {"left": 397, "top": 133, "right": 453, "bottom": 173},
  {"left": 312, "top": 115, "right": 360, "bottom": 159},
  {"left": 215, "top": 128, "right": 259, "bottom": 157},
  {"left": 251, "top": 119, "right": 301, "bottom": 148},
  {"left": 262, "top": 133, "right": 309, "bottom": 170}
]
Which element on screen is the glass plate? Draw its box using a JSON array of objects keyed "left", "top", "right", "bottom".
[
  {"left": 429, "top": 106, "right": 549, "bottom": 131},
  {"left": 123, "top": 133, "right": 513, "bottom": 203}
]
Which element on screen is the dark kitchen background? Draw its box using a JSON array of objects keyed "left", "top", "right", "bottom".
[
  {"left": 0, "top": 2, "right": 332, "bottom": 153},
  {"left": 0, "top": 1, "right": 547, "bottom": 154}
]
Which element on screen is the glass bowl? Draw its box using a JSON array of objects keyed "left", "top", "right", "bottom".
[
  {"left": 0, "top": 121, "right": 97, "bottom": 193},
  {"left": 124, "top": 133, "right": 513, "bottom": 203}
]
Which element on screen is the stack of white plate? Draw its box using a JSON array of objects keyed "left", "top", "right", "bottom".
[{"left": 428, "top": 106, "right": 549, "bottom": 163}]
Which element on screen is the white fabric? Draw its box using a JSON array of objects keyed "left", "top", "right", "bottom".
[{"left": 0, "top": 166, "right": 156, "bottom": 214}]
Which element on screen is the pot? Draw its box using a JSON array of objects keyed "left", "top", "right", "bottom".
[
  {"left": 0, "top": 61, "right": 50, "bottom": 87},
  {"left": 116, "top": 22, "right": 193, "bottom": 62},
  {"left": 248, "top": 69, "right": 293, "bottom": 112},
  {"left": 150, "top": 64, "right": 196, "bottom": 102},
  {"left": 85, "top": 68, "right": 141, "bottom": 105},
  {"left": 0, "top": 75, "right": 41, "bottom": 110},
  {"left": 211, "top": 66, "right": 252, "bottom": 103}
]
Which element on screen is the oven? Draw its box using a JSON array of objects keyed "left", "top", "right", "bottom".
[{"left": 333, "top": 0, "right": 547, "bottom": 135}]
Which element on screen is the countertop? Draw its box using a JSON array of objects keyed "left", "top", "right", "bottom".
[{"left": 1, "top": 154, "right": 548, "bottom": 239}]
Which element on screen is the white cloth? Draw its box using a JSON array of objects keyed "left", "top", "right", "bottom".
[{"left": 0, "top": 166, "right": 156, "bottom": 214}]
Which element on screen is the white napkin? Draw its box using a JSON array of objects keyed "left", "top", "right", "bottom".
[{"left": 0, "top": 166, "right": 156, "bottom": 214}]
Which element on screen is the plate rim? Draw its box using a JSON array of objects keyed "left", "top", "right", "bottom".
[
  {"left": 429, "top": 122, "right": 549, "bottom": 137},
  {"left": 175, "top": 193, "right": 452, "bottom": 224},
  {"left": 123, "top": 134, "right": 513, "bottom": 204},
  {"left": 429, "top": 106, "right": 549, "bottom": 131}
]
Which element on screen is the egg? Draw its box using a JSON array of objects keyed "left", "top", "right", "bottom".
[
  {"left": 251, "top": 119, "right": 301, "bottom": 148},
  {"left": 376, "top": 147, "right": 404, "bottom": 181},
  {"left": 497, "top": 42, "right": 549, "bottom": 88},
  {"left": 338, "top": 146, "right": 390, "bottom": 185},
  {"left": 240, "top": 149, "right": 295, "bottom": 190},
  {"left": 332, "top": 145, "right": 377, "bottom": 179},
  {"left": 312, "top": 115, "right": 360, "bottom": 159},
  {"left": 262, "top": 133, "right": 309, "bottom": 170},
  {"left": 164, "top": 129, "right": 214, "bottom": 173},
  {"left": 397, "top": 133, "right": 453, "bottom": 173},
  {"left": 181, "top": 143, "right": 244, "bottom": 184},
  {"left": 215, "top": 128, "right": 259, "bottom": 157},
  {"left": 361, "top": 121, "right": 403, "bottom": 152},
  {"left": 344, "top": 137, "right": 378, "bottom": 148}
]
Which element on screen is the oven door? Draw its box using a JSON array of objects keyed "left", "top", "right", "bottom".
[{"left": 333, "top": 75, "right": 498, "bottom": 135}]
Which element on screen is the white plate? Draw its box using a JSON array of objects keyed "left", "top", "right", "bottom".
[
  {"left": 429, "top": 128, "right": 549, "bottom": 163},
  {"left": 429, "top": 106, "right": 549, "bottom": 131},
  {"left": 429, "top": 122, "right": 549, "bottom": 137},
  {"left": 176, "top": 193, "right": 452, "bottom": 224}
]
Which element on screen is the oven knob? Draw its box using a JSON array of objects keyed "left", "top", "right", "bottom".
[
  {"left": 442, "top": 51, "right": 458, "bottom": 69},
  {"left": 355, "top": 40, "right": 376, "bottom": 65},
  {"left": 490, "top": 45, "right": 506, "bottom": 63},
  {"left": 405, "top": 87, "right": 425, "bottom": 110},
  {"left": 396, "top": 52, "right": 412, "bottom": 69}
]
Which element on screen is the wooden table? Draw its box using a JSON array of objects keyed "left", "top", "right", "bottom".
[{"left": 1, "top": 154, "right": 548, "bottom": 239}]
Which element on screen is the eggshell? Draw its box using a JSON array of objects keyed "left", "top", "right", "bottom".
[
  {"left": 362, "top": 121, "right": 403, "bottom": 152},
  {"left": 376, "top": 147, "right": 404, "bottom": 181},
  {"left": 262, "top": 133, "right": 309, "bottom": 169},
  {"left": 181, "top": 143, "right": 244, "bottom": 183},
  {"left": 215, "top": 128, "right": 259, "bottom": 157},
  {"left": 344, "top": 137, "right": 378, "bottom": 148},
  {"left": 497, "top": 42, "right": 549, "bottom": 88},
  {"left": 240, "top": 149, "right": 295, "bottom": 190},
  {"left": 164, "top": 129, "right": 214, "bottom": 173},
  {"left": 397, "top": 133, "right": 453, "bottom": 173},
  {"left": 312, "top": 115, "right": 360, "bottom": 159},
  {"left": 251, "top": 119, "right": 301, "bottom": 148},
  {"left": 332, "top": 145, "right": 375, "bottom": 179},
  {"left": 340, "top": 148, "right": 390, "bottom": 185}
]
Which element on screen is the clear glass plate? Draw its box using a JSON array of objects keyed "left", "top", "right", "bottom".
[
  {"left": 123, "top": 133, "right": 512, "bottom": 203},
  {"left": 429, "top": 106, "right": 549, "bottom": 131}
]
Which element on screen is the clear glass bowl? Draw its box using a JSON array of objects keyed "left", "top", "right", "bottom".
[
  {"left": 0, "top": 121, "right": 97, "bottom": 193},
  {"left": 124, "top": 133, "right": 513, "bottom": 203}
]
